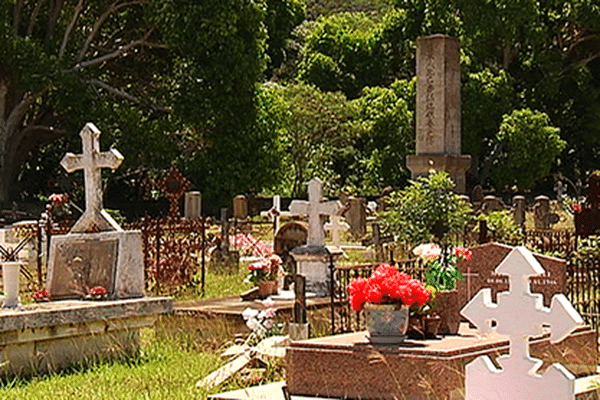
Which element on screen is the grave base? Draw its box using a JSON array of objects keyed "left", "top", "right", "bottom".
[
  {"left": 0, "top": 297, "right": 171, "bottom": 376},
  {"left": 286, "top": 324, "right": 598, "bottom": 400}
]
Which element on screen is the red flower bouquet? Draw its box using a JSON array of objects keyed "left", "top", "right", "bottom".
[
  {"left": 348, "top": 263, "right": 431, "bottom": 312},
  {"left": 32, "top": 289, "right": 51, "bottom": 302}
]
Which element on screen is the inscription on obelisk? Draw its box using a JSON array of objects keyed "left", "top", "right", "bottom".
[{"left": 407, "top": 34, "right": 470, "bottom": 192}]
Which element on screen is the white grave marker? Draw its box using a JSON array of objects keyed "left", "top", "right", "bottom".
[
  {"left": 461, "top": 246, "right": 583, "bottom": 400},
  {"left": 324, "top": 215, "right": 349, "bottom": 248},
  {"left": 61, "top": 122, "right": 124, "bottom": 233},
  {"left": 289, "top": 178, "right": 341, "bottom": 246}
]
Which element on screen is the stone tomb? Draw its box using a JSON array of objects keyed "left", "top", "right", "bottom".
[
  {"left": 285, "top": 245, "right": 598, "bottom": 400},
  {"left": 46, "top": 123, "right": 144, "bottom": 300},
  {"left": 0, "top": 298, "right": 171, "bottom": 376}
]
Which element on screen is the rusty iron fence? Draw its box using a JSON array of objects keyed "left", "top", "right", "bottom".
[
  {"left": 524, "top": 229, "right": 578, "bottom": 257},
  {"left": 330, "top": 258, "right": 426, "bottom": 334},
  {"left": 126, "top": 216, "right": 207, "bottom": 295},
  {"left": 566, "top": 256, "right": 600, "bottom": 332}
]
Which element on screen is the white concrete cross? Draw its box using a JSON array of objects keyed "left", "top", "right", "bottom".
[
  {"left": 289, "top": 178, "right": 342, "bottom": 246},
  {"left": 461, "top": 246, "right": 583, "bottom": 400},
  {"left": 61, "top": 123, "right": 124, "bottom": 233},
  {"left": 324, "top": 215, "right": 349, "bottom": 248}
]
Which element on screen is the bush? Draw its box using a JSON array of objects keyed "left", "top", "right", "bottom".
[{"left": 379, "top": 171, "right": 473, "bottom": 247}]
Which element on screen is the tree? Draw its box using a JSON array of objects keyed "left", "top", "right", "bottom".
[
  {"left": 348, "top": 79, "right": 415, "bottom": 194},
  {"left": 490, "top": 109, "right": 567, "bottom": 190},
  {"left": 1, "top": 0, "right": 281, "bottom": 210}
]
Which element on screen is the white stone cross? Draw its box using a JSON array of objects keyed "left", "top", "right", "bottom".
[
  {"left": 324, "top": 215, "right": 349, "bottom": 248},
  {"left": 461, "top": 246, "right": 583, "bottom": 400},
  {"left": 61, "top": 123, "right": 124, "bottom": 233},
  {"left": 289, "top": 178, "right": 342, "bottom": 246}
]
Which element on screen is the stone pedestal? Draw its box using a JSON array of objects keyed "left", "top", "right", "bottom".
[
  {"left": 0, "top": 298, "right": 171, "bottom": 376},
  {"left": 286, "top": 325, "right": 598, "bottom": 400},
  {"left": 406, "top": 154, "right": 471, "bottom": 193},
  {"left": 47, "top": 230, "right": 145, "bottom": 300},
  {"left": 289, "top": 245, "right": 343, "bottom": 297}
]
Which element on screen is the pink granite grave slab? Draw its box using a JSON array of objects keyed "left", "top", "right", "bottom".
[{"left": 286, "top": 325, "right": 597, "bottom": 400}]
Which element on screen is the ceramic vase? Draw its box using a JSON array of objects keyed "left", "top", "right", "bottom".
[
  {"left": 364, "top": 303, "right": 410, "bottom": 344},
  {"left": 2, "top": 262, "right": 21, "bottom": 308}
]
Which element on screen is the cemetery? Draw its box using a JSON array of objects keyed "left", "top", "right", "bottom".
[{"left": 2, "top": 1, "right": 600, "bottom": 399}]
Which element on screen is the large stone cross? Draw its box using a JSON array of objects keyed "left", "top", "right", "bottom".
[
  {"left": 289, "top": 178, "right": 342, "bottom": 246},
  {"left": 461, "top": 247, "right": 583, "bottom": 400},
  {"left": 61, "top": 123, "right": 124, "bottom": 233}
]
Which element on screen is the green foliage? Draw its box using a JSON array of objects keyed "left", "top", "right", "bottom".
[
  {"left": 462, "top": 69, "right": 516, "bottom": 162},
  {"left": 348, "top": 79, "right": 416, "bottom": 194},
  {"left": 379, "top": 171, "right": 473, "bottom": 246},
  {"left": 475, "top": 211, "right": 524, "bottom": 245},
  {"left": 491, "top": 109, "right": 567, "bottom": 190},
  {"left": 270, "top": 83, "right": 359, "bottom": 196}
]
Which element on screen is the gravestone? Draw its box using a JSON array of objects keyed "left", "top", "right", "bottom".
[
  {"left": 324, "top": 215, "right": 349, "bottom": 248},
  {"left": 405, "top": 34, "right": 471, "bottom": 193},
  {"left": 184, "top": 191, "right": 202, "bottom": 220},
  {"left": 289, "top": 178, "right": 342, "bottom": 246},
  {"left": 274, "top": 221, "right": 308, "bottom": 262},
  {"left": 46, "top": 123, "right": 144, "bottom": 300},
  {"left": 481, "top": 195, "right": 505, "bottom": 213},
  {"left": 575, "top": 174, "right": 600, "bottom": 237},
  {"left": 233, "top": 195, "right": 248, "bottom": 219},
  {"left": 462, "top": 247, "right": 583, "bottom": 400},
  {"left": 513, "top": 195, "right": 526, "bottom": 227},
  {"left": 456, "top": 243, "right": 566, "bottom": 311},
  {"left": 288, "top": 178, "right": 343, "bottom": 296},
  {"left": 533, "top": 195, "right": 550, "bottom": 229},
  {"left": 344, "top": 197, "right": 367, "bottom": 237}
]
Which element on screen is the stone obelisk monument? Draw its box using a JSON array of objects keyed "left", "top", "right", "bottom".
[{"left": 406, "top": 34, "right": 471, "bottom": 193}]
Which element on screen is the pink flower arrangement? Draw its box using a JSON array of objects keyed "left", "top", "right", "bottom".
[
  {"left": 348, "top": 263, "right": 431, "bottom": 312},
  {"left": 32, "top": 289, "right": 51, "bottom": 301},
  {"left": 414, "top": 243, "right": 473, "bottom": 291},
  {"left": 452, "top": 246, "right": 473, "bottom": 261},
  {"left": 247, "top": 254, "right": 282, "bottom": 285},
  {"left": 572, "top": 204, "right": 582, "bottom": 213}
]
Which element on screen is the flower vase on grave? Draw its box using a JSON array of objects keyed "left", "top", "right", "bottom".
[
  {"left": 431, "top": 289, "right": 460, "bottom": 335},
  {"left": 257, "top": 279, "right": 278, "bottom": 298},
  {"left": 364, "top": 303, "right": 410, "bottom": 344},
  {"left": 2, "top": 261, "right": 21, "bottom": 308}
]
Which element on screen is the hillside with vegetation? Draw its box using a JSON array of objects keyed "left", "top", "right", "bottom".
[{"left": 1, "top": 0, "right": 599, "bottom": 214}]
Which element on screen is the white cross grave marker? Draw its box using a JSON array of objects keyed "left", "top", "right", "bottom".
[
  {"left": 61, "top": 123, "right": 124, "bottom": 233},
  {"left": 289, "top": 178, "right": 342, "bottom": 246},
  {"left": 324, "top": 215, "right": 349, "bottom": 248},
  {"left": 461, "top": 246, "right": 583, "bottom": 400}
]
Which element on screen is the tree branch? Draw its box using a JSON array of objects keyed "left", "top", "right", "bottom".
[
  {"left": 72, "top": 30, "right": 154, "bottom": 70},
  {"left": 59, "top": 0, "right": 85, "bottom": 58},
  {"left": 45, "top": 0, "right": 64, "bottom": 46},
  {"left": 0, "top": 82, "right": 7, "bottom": 127},
  {"left": 13, "top": 0, "right": 24, "bottom": 35},
  {"left": 76, "top": 0, "right": 148, "bottom": 63},
  {"left": 87, "top": 79, "right": 170, "bottom": 112},
  {"left": 26, "top": 0, "right": 47, "bottom": 38}
]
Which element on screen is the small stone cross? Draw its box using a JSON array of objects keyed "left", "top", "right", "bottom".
[
  {"left": 61, "top": 123, "right": 124, "bottom": 233},
  {"left": 324, "top": 215, "right": 349, "bottom": 248},
  {"left": 461, "top": 247, "right": 583, "bottom": 400},
  {"left": 289, "top": 178, "right": 342, "bottom": 246}
]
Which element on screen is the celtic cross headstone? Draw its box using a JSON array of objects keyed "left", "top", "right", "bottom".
[{"left": 461, "top": 247, "right": 583, "bottom": 400}]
